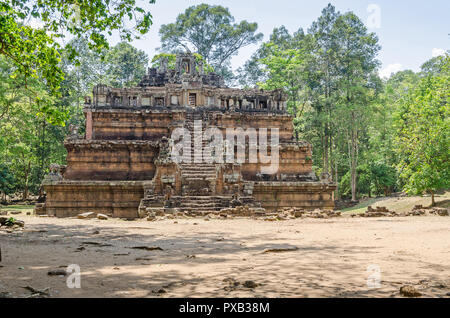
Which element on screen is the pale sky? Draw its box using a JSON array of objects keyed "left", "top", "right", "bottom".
[{"left": 93, "top": 1, "right": 450, "bottom": 78}]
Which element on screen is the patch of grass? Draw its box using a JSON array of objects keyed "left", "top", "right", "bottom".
[
  {"left": 0, "top": 205, "right": 35, "bottom": 212},
  {"left": 339, "top": 191, "right": 450, "bottom": 214},
  {"left": 340, "top": 198, "right": 382, "bottom": 214}
]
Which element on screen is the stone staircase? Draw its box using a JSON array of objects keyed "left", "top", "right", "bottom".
[
  {"left": 137, "top": 111, "right": 265, "bottom": 217},
  {"left": 173, "top": 195, "right": 233, "bottom": 215},
  {"left": 180, "top": 163, "right": 217, "bottom": 195}
]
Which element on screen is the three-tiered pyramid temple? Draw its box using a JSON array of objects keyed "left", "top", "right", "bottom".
[{"left": 38, "top": 53, "right": 336, "bottom": 218}]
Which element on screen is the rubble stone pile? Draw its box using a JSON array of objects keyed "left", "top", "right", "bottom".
[
  {"left": 270, "top": 208, "right": 341, "bottom": 220},
  {"left": 428, "top": 207, "right": 449, "bottom": 216},
  {"left": 361, "top": 206, "right": 398, "bottom": 217},
  {"left": 404, "top": 205, "right": 448, "bottom": 217},
  {"left": 143, "top": 205, "right": 342, "bottom": 221},
  {"left": 356, "top": 204, "right": 450, "bottom": 218},
  {"left": 0, "top": 216, "right": 25, "bottom": 231}
]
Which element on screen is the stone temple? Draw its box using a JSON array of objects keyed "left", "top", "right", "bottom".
[{"left": 38, "top": 53, "right": 336, "bottom": 218}]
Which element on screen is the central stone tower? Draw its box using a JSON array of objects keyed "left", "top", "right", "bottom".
[{"left": 39, "top": 53, "right": 336, "bottom": 218}]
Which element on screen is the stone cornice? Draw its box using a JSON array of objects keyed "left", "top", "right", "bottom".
[{"left": 64, "top": 140, "right": 160, "bottom": 151}]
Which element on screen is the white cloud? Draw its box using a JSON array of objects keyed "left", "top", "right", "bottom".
[
  {"left": 379, "top": 63, "right": 403, "bottom": 79},
  {"left": 432, "top": 48, "right": 445, "bottom": 58}
]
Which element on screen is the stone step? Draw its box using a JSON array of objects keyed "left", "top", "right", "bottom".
[
  {"left": 178, "top": 196, "right": 232, "bottom": 200},
  {"left": 181, "top": 166, "right": 216, "bottom": 171},
  {"left": 182, "top": 176, "right": 216, "bottom": 181},
  {"left": 180, "top": 207, "right": 224, "bottom": 212},
  {"left": 180, "top": 166, "right": 216, "bottom": 170},
  {"left": 181, "top": 172, "right": 216, "bottom": 177},
  {"left": 181, "top": 202, "right": 220, "bottom": 208},
  {"left": 182, "top": 178, "right": 216, "bottom": 183},
  {"left": 180, "top": 162, "right": 216, "bottom": 168},
  {"left": 180, "top": 168, "right": 216, "bottom": 173}
]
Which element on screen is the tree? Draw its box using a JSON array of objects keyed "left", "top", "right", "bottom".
[
  {"left": 0, "top": 0, "right": 155, "bottom": 121},
  {"left": 333, "top": 12, "right": 381, "bottom": 201},
  {"left": 158, "top": 4, "right": 263, "bottom": 81},
  {"left": 105, "top": 42, "right": 148, "bottom": 88},
  {"left": 395, "top": 54, "right": 450, "bottom": 206},
  {"left": 237, "top": 26, "right": 305, "bottom": 88},
  {"left": 250, "top": 4, "right": 384, "bottom": 201},
  {"left": 0, "top": 163, "right": 15, "bottom": 202},
  {"left": 420, "top": 53, "right": 449, "bottom": 76},
  {"left": 305, "top": 3, "right": 341, "bottom": 178},
  {"left": 258, "top": 42, "right": 309, "bottom": 114}
]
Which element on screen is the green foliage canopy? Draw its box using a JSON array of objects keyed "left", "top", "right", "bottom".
[
  {"left": 0, "top": 0, "right": 155, "bottom": 122},
  {"left": 395, "top": 54, "right": 450, "bottom": 204},
  {"left": 159, "top": 4, "right": 263, "bottom": 80}
]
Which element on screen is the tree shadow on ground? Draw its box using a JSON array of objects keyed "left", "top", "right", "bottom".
[{"left": 1, "top": 220, "right": 449, "bottom": 298}]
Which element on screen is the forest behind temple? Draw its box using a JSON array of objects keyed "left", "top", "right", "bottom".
[{"left": 0, "top": 3, "right": 448, "bottom": 205}]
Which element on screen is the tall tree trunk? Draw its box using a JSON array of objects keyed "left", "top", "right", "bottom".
[
  {"left": 350, "top": 145, "right": 357, "bottom": 202},
  {"left": 323, "top": 131, "right": 329, "bottom": 174},
  {"left": 431, "top": 191, "right": 436, "bottom": 207},
  {"left": 347, "top": 112, "right": 359, "bottom": 202},
  {"left": 23, "top": 161, "right": 31, "bottom": 200},
  {"left": 335, "top": 157, "right": 339, "bottom": 200}
]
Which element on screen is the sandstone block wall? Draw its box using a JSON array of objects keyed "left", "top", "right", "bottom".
[{"left": 43, "top": 181, "right": 146, "bottom": 218}]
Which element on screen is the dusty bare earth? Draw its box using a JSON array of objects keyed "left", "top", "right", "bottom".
[{"left": 1, "top": 214, "right": 449, "bottom": 298}]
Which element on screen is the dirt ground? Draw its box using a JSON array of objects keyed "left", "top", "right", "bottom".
[{"left": 0, "top": 214, "right": 449, "bottom": 298}]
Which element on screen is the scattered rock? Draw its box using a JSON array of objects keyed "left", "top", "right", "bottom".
[
  {"left": 130, "top": 246, "right": 163, "bottom": 251},
  {"left": 77, "top": 212, "right": 96, "bottom": 219},
  {"left": 400, "top": 285, "right": 422, "bottom": 297},
  {"left": 10, "top": 211, "right": 21, "bottom": 215},
  {"left": 0, "top": 217, "right": 8, "bottom": 225},
  {"left": 22, "top": 286, "right": 50, "bottom": 297},
  {"left": 429, "top": 207, "right": 449, "bottom": 216},
  {"left": 97, "top": 214, "right": 108, "bottom": 220},
  {"left": 223, "top": 278, "right": 240, "bottom": 291},
  {"left": 14, "top": 220, "right": 25, "bottom": 227},
  {"left": 0, "top": 292, "right": 11, "bottom": 298},
  {"left": 135, "top": 257, "right": 152, "bottom": 261},
  {"left": 362, "top": 206, "right": 398, "bottom": 217},
  {"left": 47, "top": 269, "right": 67, "bottom": 276},
  {"left": 82, "top": 241, "right": 112, "bottom": 247},
  {"left": 0, "top": 211, "right": 8, "bottom": 216},
  {"left": 186, "top": 255, "right": 196, "bottom": 259},
  {"left": 263, "top": 247, "right": 299, "bottom": 254},
  {"left": 243, "top": 281, "right": 258, "bottom": 289}
]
